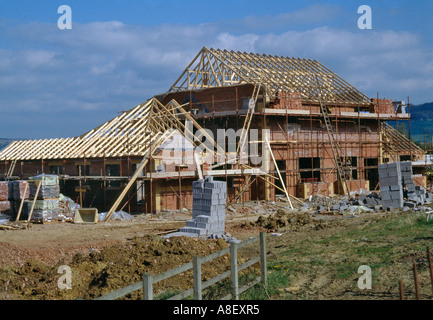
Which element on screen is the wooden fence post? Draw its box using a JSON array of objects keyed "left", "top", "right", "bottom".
[
  {"left": 193, "top": 256, "right": 202, "bottom": 300},
  {"left": 230, "top": 241, "right": 239, "bottom": 300},
  {"left": 260, "top": 232, "right": 267, "bottom": 286},
  {"left": 143, "top": 273, "right": 153, "bottom": 300}
]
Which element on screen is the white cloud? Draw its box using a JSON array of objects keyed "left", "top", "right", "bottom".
[
  {"left": 23, "top": 50, "right": 59, "bottom": 69},
  {"left": 219, "top": 3, "right": 342, "bottom": 33},
  {"left": 214, "top": 32, "right": 259, "bottom": 52}
]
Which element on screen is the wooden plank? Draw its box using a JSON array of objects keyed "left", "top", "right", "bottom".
[{"left": 15, "top": 183, "right": 29, "bottom": 222}]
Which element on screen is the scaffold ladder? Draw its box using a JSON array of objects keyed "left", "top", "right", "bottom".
[{"left": 316, "top": 79, "right": 349, "bottom": 196}]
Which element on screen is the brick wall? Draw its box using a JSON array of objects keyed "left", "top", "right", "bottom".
[
  {"left": 273, "top": 91, "right": 303, "bottom": 109},
  {"left": 370, "top": 98, "right": 395, "bottom": 114}
]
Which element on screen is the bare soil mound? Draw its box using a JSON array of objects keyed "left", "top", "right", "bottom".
[{"left": 0, "top": 235, "right": 231, "bottom": 300}]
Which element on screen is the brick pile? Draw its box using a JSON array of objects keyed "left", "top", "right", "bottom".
[
  {"left": 19, "top": 174, "right": 61, "bottom": 222},
  {"left": 370, "top": 98, "right": 395, "bottom": 114}
]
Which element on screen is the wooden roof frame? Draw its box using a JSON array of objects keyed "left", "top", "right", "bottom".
[
  {"left": 0, "top": 98, "right": 224, "bottom": 161},
  {"left": 169, "top": 47, "right": 371, "bottom": 105},
  {"left": 381, "top": 122, "right": 424, "bottom": 159}
]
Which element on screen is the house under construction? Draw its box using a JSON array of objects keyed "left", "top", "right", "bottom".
[{"left": 0, "top": 47, "right": 427, "bottom": 216}]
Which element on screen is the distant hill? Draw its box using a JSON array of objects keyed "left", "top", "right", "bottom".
[{"left": 408, "top": 102, "right": 433, "bottom": 143}]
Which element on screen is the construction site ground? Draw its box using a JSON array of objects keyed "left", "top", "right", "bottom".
[{"left": 1, "top": 198, "right": 433, "bottom": 300}]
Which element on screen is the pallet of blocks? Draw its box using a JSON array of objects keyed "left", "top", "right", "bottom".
[
  {"left": 12, "top": 180, "right": 30, "bottom": 201},
  {"left": 29, "top": 174, "right": 60, "bottom": 199},
  {"left": 25, "top": 174, "right": 61, "bottom": 223}
]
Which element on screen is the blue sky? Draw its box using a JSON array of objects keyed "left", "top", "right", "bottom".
[{"left": 0, "top": 0, "right": 432, "bottom": 139}]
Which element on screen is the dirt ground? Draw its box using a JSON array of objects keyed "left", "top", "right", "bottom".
[
  {"left": 0, "top": 207, "right": 265, "bottom": 268},
  {"left": 0, "top": 198, "right": 431, "bottom": 300},
  {"left": 0, "top": 201, "right": 272, "bottom": 300}
]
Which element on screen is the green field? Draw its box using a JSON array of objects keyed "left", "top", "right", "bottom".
[{"left": 242, "top": 209, "right": 433, "bottom": 300}]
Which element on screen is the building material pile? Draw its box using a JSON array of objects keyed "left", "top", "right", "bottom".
[
  {"left": 22, "top": 174, "right": 60, "bottom": 222},
  {"left": 29, "top": 174, "right": 60, "bottom": 199},
  {"left": 379, "top": 162, "right": 405, "bottom": 210},
  {"left": 165, "top": 176, "right": 228, "bottom": 238},
  {"left": 179, "top": 176, "right": 227, "bottom": 236},
  {"left": 1, "top": 175, "right": 79, "bottom": 225},
  {"left": 12, "top": 180, "right": 29, "bottom": 202},
  {"left": 58, "top": 194, "right": 80, "bottom": 222},
  {"left": 21, "top": 199, "right": 60, "bottom": 222},
  {"left": 379, "top": 161, "right": 432, "bottom": 210},
  {"left": 309, "top": 161, "right": 432, "bottom": 214}
]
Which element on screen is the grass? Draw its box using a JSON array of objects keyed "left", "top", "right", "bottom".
[
  {"left": 240, "top": 268, "right": 290, "bottom": 300},
  {"left": 243, "top": 210, "right": 433, "bottom": 300}
]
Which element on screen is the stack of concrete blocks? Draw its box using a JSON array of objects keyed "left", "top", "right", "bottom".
[
  {"left": 178, "top": 176, "right": 227, "bottom": 237},
  {"left": 379, "top": 162, "right": 404, "bottom": 210},
  {"left": 400, "top": 161, "right": 418, "bottom": 205},
  {"left": 400, "top": 161, "right": 432, "bottom": 206},
  {"left": 379, "top": 161, "right": 432, "bottom": 210},
  {"left": 411, "top": 186, "right": 427, "bottom": 205}
]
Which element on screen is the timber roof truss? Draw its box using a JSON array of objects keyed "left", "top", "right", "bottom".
[{"left": 169, "top": 47, "right": 371, "bottom": 105}]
